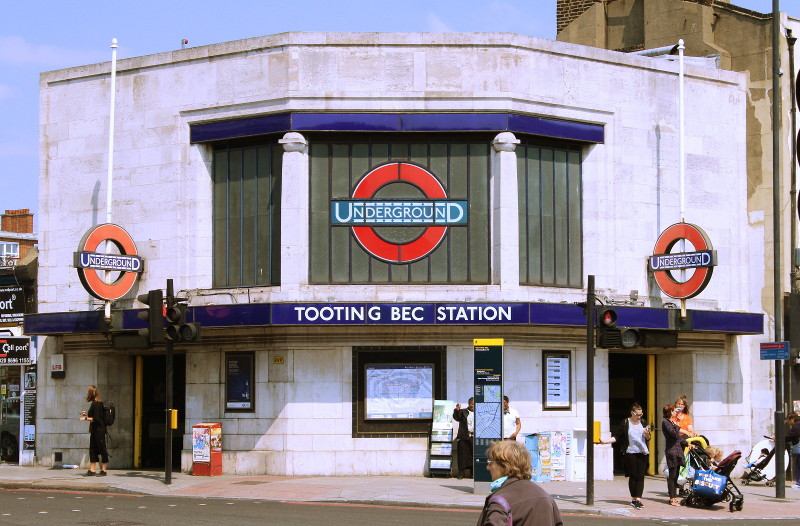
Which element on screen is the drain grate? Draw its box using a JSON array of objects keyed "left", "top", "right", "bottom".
[{"left": 232, "top": 480, "right": 267, "bottom": 486}]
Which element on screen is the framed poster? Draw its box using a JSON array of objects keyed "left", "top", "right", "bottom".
[
  {"left": 225, "top": 352, "right": 254, "bottom": 411},
  {"left": 543, "top": 351, "right": 571, "bottom": 410}
]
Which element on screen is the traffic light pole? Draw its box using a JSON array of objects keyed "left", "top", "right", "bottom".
[
  {"left": 165, "top": 279, "right": 174, "bottom": 485},
  {"left": 772, "top": 0, "right": 785, "bottom": 499},
  {"left": 586, "top": 275, "right": 595, "bottom": 506}
]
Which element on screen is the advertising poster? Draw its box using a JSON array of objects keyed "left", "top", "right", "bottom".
[
  {"left": 22, "top": 365, "right": 36, "bottom": 451},
  {"left": 225, "top": 352, "right": 254, "bottom": 410},
  {"left": 192, "top": 427, "right": 210, "bottom": 462},
  {"left": 0, "top": 287, "right": 24, "bottom": 325},
  {"left": 432, "top": 399, "right": 455, "bottom": 430}
]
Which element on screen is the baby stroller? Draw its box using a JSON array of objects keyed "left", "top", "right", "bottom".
[
  {"left": 682, "top": 449, "right": 744, "bottom": 512},
  {"left": 741, "top": 436, "right": 789, "bottom": 486},
  {"left": 676, "top": 436, "right": 710, "bottom": 496}
]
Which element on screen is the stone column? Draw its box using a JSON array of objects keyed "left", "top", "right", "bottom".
[
  {"left": 279, "top": 132, "right": 309, "bottom": 288},
  {"left": 491, "top": 132, "right": 520, "bottom": 288}
]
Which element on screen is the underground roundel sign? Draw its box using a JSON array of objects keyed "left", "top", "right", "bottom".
[
  {"left": 331, "top": 162, "right": 468, "bottom": 264},
  {"left": 73, "top": 223, "right": 144, "bottom": 301},
  {"left": 648, "top": 222, "right": 717, "bottom": 300}
]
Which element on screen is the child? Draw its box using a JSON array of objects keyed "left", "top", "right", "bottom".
[{"left": 705, "top": 446, "right": 723, "bottom": 467}]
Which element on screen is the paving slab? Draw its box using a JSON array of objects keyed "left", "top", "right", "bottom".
[{"left": 0, "top": 465, "right": 798, "bottom": 520}]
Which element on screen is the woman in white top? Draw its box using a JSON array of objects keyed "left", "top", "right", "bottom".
[{"left": 599, "top": 402, "right": 651, "bottom": 509}]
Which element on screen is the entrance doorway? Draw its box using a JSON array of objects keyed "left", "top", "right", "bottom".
[
  {"left": 0, "top": 366, "right": 20, "bottom": 463},
  {"left": 139, "top": 355, "right": 185, "bottom": 469},
  {"left": 608, "top": 353, "right": 650, "bottom": 475}
]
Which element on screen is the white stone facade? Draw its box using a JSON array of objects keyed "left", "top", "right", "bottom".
[{"left": 35, "top": 33, "right": 758, "bottom": 477}]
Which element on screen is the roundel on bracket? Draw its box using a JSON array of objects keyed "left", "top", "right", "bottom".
[
  {"left": 73, "top": 223, "right": 144, "bottom": 301},
  {"left": 649, "top": 222, "right": 717, "bottom": 300},
  {"left": 330, "top": 162, "right": 469, "bottom": 264}
]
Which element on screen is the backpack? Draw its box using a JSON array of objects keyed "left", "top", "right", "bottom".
[{"left": 103, "top": 401, "right": 115, "bottom": 427}]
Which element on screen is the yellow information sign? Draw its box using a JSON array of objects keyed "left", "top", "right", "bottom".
[{"left": 473, "top": 338, "right": 504, "bottom": 346}]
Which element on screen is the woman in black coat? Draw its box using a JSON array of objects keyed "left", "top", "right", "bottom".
[
  {"left": 662, "top": 404, "right": 690, "bottom": 506},
  {"left": 598, "top": 402, "right": 651, "bottom": 509}
]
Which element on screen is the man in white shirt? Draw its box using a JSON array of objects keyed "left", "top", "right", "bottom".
[{"left": 503, "top": 395, "right": 521, "bottom": 440}]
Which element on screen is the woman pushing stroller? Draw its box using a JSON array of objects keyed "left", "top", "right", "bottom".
[{"left": 663, "top": 403, "right": 693, "bottom": 506}]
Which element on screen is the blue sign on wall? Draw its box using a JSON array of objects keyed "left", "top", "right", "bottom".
[{"left": 760, "top": 341, "right": 790, "bottom": 360}]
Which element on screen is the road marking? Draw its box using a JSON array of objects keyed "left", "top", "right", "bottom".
[{"left": 282, "top": 501, "right": 478, "bottom": 513}]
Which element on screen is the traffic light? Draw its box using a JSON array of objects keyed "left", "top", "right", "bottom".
[
  {"left": 166, "top": 301, "right": 201, "bottom": 342},
  {"left": 137, "top": 289, "right": 164, "bottom": 345},
  {"left": 596, "top": 307, "right": 640, "bottom": 349}
]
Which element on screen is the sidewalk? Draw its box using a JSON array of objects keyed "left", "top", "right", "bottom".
[{"left": 0, "top": 465, "right": 798, "bottom": 520}]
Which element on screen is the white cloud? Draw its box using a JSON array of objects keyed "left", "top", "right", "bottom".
[
  {"left": 0, "top": 36, "right": 108, "bottom": 69},
  {"left": 0, "top": 85, "right": 14, "bottom": 101},
  {"left": 426, "top": 13, "right": 455, "bottom": 33}
]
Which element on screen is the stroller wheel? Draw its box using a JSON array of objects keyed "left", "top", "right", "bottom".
[
  {"left": 740, "top": 478, "right": 750, "bottom": 485},
  {"left": 766, "top": 480, "right": 775, "bottom": 487},
  {"left": 729, "top": 501, "right": 735, "bottom": 513},
  {"left": 736, "top": 500, "right": 743, "bottom": 512}
]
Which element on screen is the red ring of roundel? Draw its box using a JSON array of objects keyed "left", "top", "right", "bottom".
[
  {"left": 350, "top": 162, "right": 449, "bottom": 264},
  {"left": 76, "top": 223, "right": 140, "bottom": 301},
  {"left": 652, "top": 222, "right": 714, "bottom": 299}
]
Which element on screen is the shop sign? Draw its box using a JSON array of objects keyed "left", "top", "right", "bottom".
[
  {"left": 271, "top": 303, "right": 528, "bottom": 325},
  {"left": 331, "top": 162, "right": 468, "bottom": 264},
  {"left": 649, "top": 222, "right": 717, "bottom": 299},
  {"left": 0, "top": 286, "right": 24, "bottom": 324},
  {"left": 0, "top": 336, "right": 32, "bottom": 364},
  {"left": 73, "top": 223, "right": 144, "bottom": 301}
]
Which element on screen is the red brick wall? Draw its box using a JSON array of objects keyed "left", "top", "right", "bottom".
[{"left": 1, "top": 209, "right": 33, "bottom": 234}]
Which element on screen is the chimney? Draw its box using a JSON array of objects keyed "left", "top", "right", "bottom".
[{"left": 1, "top": 209, "right": 34, "bottom": 234}]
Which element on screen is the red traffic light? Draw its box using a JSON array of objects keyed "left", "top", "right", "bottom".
[{"left": 597, "top": 308, "right": 617, "bottom": 328}]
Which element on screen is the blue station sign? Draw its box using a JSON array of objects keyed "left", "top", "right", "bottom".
[
  {"left": 271, "top": 303, "right": 529, "bottom": 325},
  {"left": 331, "top": 200, "right": 468, "bottom": 226}
]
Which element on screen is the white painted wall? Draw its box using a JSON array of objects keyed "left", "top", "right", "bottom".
[{"left": 36, "top": 32, "right": 759, "bottom": 476}]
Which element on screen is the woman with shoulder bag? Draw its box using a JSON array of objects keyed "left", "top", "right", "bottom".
[
  {"left": 78, "top": 385, "right": 108, "bottom": 476},
  {"left": 599, "top": 402, "right": 651, "bottom": 509}
]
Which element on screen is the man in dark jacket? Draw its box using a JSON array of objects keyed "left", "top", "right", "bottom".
[{"left": 453, "top": 397, "right": 474, "bottom": 479}]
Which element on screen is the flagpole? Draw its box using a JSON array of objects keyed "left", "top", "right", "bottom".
[{"left": 104, "top": 38, "right": 118, "bottom": 322}]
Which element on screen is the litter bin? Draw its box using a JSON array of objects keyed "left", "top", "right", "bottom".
[{"left": 192, "top": 422, "right": 222, "bottom": 476}]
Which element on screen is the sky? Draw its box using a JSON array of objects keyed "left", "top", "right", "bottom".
[{"left": 0, "top": 0, "right": 776, "bottom": 227}]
